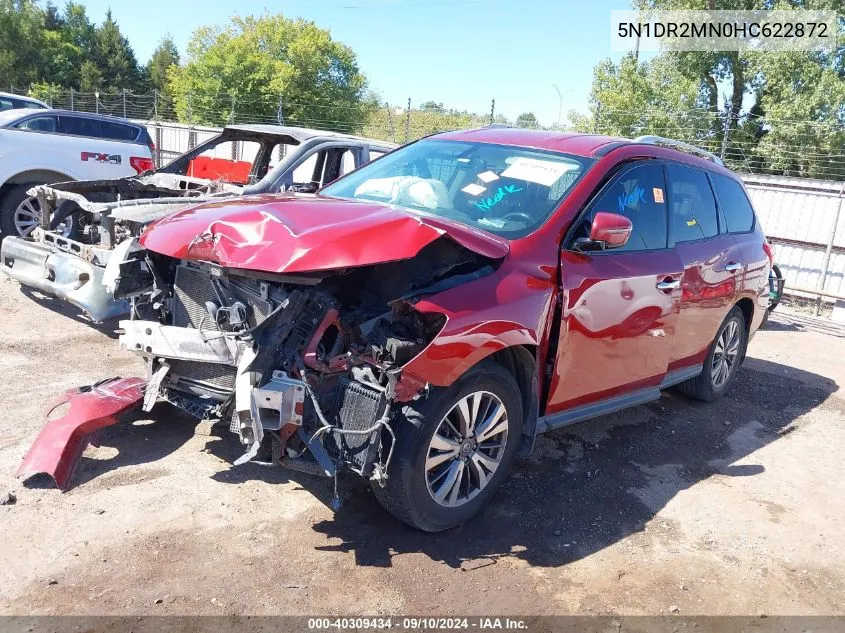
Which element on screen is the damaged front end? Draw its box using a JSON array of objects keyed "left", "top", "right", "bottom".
[{"left": 19, "top": 218, "right": 501, "bottom": 494}]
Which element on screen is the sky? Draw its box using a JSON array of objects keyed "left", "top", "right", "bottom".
[{"left": 77, "top": 0, "right": 636, "bottom": 125}]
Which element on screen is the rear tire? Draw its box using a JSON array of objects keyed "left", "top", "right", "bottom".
[
  {"left": 372, "top": 361, "right": 523, "bottom": 532},
  {"left": 675, "top": 306, "right": 747, "bottom": 402}
]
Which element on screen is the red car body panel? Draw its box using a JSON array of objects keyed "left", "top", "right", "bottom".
[
  {"left": 139, "top": 194, "right": 509, "bottom": 273},
  {"left": 135, "top": 130, "right": 767, "bottom": 419},
  {"left": 17, "top": 377, "right": 145, "bottom": 490}
]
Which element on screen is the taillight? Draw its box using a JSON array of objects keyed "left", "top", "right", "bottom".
[
  {"left": 762, "top": 241, "right": 774, "bottom": 267},
  {"left": 130, "top": 156, "right": 155, "bottom": 174}
]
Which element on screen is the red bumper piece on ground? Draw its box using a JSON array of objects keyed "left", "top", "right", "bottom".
[{"left": 17, "top": 377, "right": 146, "bottom": 491}]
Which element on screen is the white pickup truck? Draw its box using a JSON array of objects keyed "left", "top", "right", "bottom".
[{"left": 0, "top": 108, "right": 154, "bottom": 237}]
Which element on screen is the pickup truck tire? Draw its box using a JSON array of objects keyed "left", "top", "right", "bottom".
[
  {"left": 675, "top": 306, "right": 747, "bottom": 402},
  {"left": 0, "top": 184, "right": 77, "bottom": 238},
  {"left": 372, "top": 361, "right": 523, "bottom": 532}
]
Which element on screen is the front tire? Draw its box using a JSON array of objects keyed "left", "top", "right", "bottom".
[
  {"left": 1, "top": 184, "right": 78, "bottom": 238},
  {"left": 372, "top": 361, "right": 524, "bottom": 532},
  {"left": 676, "top": 306, "right": 747, "bottom": 402}
]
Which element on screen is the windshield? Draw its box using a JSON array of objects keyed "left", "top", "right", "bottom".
[{"left": 320, "top": 139, "right": 594, "bottom": 238}]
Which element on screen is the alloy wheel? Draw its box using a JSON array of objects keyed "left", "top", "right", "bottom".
[
  {"left": 14, "top": 196, "right": 72, "bottom": 238},
  {"left": 425, "top": 391, "right": 509, "bottom": 508},
  {"left": 711, "top": 319, "right": 741, "bottom": 390}
]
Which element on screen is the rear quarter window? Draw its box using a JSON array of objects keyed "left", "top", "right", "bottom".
[
  {"left": 711, "top": 173, "right": 755, "bottom": 233},
  {"left": 100, "top": 120, "right": 140, "bottom": 142}
]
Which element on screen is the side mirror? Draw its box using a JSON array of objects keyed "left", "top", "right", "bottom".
[{"left": 574, "top": 211, "right": 633, "bottom": 251}]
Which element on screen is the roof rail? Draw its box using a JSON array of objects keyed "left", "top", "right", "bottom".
[{"left": 632, "top": 135, "right": 724, "bottom": 166}]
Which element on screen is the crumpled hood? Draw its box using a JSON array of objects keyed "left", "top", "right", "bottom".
[{"left": 139, "top": 194, "right": 509, "bottom": 273}]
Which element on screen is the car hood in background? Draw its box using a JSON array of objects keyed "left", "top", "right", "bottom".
[{"left": 139, "top": 194, "right": 509, "bottom": 273}]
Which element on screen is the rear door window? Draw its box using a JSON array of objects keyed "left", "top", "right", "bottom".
[
  {"left": 60, "top": 115, "right": 101, "bottom": 138},
  {"left": 14, "top": 115, "right": 58, "bottom": 132},
  {"left": 666, "top": 164, "right": 719, "bottom": 244},
  {"left": 100, "top": 120, "right": 139, "bottom": 142},
  {"left": 582, "top": 163, "right": 668, "bottom": 252},
  {"left": 711, "top": 173, "right": 755, "bottom": 233}
]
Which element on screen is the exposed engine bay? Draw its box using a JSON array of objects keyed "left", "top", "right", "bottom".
[{"left": 111, "top": 237, "right": 496, "bottom": 495}]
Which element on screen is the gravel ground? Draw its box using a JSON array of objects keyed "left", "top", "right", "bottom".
[{"left": 1, "top": 277, "right": 843, "bottom": 616}]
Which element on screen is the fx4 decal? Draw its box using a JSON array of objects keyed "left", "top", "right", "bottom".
[{"left": 80, "top": 152, "right": 121, "bottom": 165}]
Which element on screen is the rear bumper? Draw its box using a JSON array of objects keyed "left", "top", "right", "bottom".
[{"left": 0, "top": 237, "right": 129, "bottom": 322}]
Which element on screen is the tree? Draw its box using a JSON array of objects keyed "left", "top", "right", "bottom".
[
  {"left": 0, "top": 0, "right": 45, "bottom": 88},
  {"left": 168, "top": 14, "right": 370, "bottom": 131},
  {"left": 575, "top": 0, "right": 845, "bottom": 178},
  {"left": 90, "top": 9, "right": 140, "bottom": 92},
  {"left": 516, "top": 112, "right": 539, "bottom": 129},
  {"left": 147, "top": 35, "right": 179, "bottom": 93},
  {"left": 420, "top": 100, "right": 444, "bottom": 111},
  {"left": 79, "top": 59, "right": 102, "bottom": 92}
]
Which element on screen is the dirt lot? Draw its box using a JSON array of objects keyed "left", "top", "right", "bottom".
[{"left": 1, "top": 276, "right": 844, "bottom": 616}]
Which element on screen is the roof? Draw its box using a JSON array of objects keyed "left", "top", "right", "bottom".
[
  {"left": 433, "top": 127, "right": 627, "bottom": 158},
  {"left": 0, "top": 107, "right": 139, "bottom": 126},
  {"left": 224, "top": 123, "right": 397, "bottom": 147},
  {"left": 0, "top": 92, "right": 48, "bottom": 107},
  {"left": 432, "top": 127, "right": 732, "bottom": 172}
]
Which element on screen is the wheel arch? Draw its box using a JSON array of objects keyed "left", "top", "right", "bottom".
[
  {"left": 479, "top": 345, "right": 539, "bottom": 455},
  {"left": 4, "top": 169, "right": 75, "bottom": 188},
  {"left": 0, "top": 169, "right": 76, "bottom": 206},
  {"left": 734, "top": 296, "right": 754, "bottom": 364}
]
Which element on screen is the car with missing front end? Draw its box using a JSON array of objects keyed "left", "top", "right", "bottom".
[
  {"left": 17, "top": 128, "right": 771, "bottom": 532},
  {"left": 0, "top": 124, "right": 395, "bottom": 321}
]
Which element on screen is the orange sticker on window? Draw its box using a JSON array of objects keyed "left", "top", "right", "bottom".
[{"left": 653, "top": 187, "right": 665, "bottom": 203}]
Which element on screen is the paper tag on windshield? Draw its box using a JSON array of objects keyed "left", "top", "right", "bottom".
[
  {"left": 477, "top": 170, "right": 499, "bottom": 184},
  {"left": 462, "top": 183, "right": 487, "bottom": 196},
  {"left": 501, "top": 157, "right": 578, "bottom": 186},
  {"left": 653, "top": 187, "right": 664, "bottom": 203}
]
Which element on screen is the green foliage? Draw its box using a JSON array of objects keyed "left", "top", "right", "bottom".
[
  {"left": 148, "top": 35, "right": 179, "bottom": 93},
  {"left": 576, "top": 0, "right": 845, "bottom": 178},
  {"left": 1, "top": 1, "right": 140, "bottom": 93},
  {"left": 360, "top": 103, "right": 495, "bottom": 144},
  {"left": 167, "top": 14, "right": 370, "bottom": 131},
  {"left": 0, "top": 0, "right": 45, "bottom": 88},
  {"left": 28, "top": 80, "right": 63, "bottom": 104},
  {"left": 90, "top": 9, "right": 140, "bottom": 93},
  {"left": 515, "top": 112, "right": 539, "bottom": 128}
]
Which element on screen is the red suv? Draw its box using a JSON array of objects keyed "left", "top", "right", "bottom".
[{"left": 19, "top": 128, "right": 770, "bottom": 532}]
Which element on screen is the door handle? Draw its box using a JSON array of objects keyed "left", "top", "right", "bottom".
[
  {"left": 656, "top": 277, "right": 680, "bottom": 291},
  {"left": 725, "top": 262, "right": 742, "bottom": 273}
]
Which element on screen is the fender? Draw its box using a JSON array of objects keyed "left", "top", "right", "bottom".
[
  {"left": 395, "top": 259, "right": 558, "bottom": 402},
  {"left": 0, "top": 160, "right": 79, "bottom": 189}
]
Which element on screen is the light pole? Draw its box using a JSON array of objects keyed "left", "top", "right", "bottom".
[{"left": 552, "top": 84, "right": 563, "bottom": 129}]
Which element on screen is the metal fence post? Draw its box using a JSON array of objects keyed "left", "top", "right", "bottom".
[
  {"left": 122, "top": 89, "right": 127, "bottom": 118},
  {"left": 815, "top": 182, "right": 845, "bottom": 315},
  {"left": 69, "top": 88, "right": 74, "bottom": 111},
  {"left": 404, "top": 97, "right": 411, "bottom": 143},
  {"left": 720, "top": 110, "right": 732, "bottom": 161},
  {"left": 155, "top": 125, "right": 163, "bottom": 168},
  {"left": 490, "top": 98, "right": 495, "bottom": 124}
]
